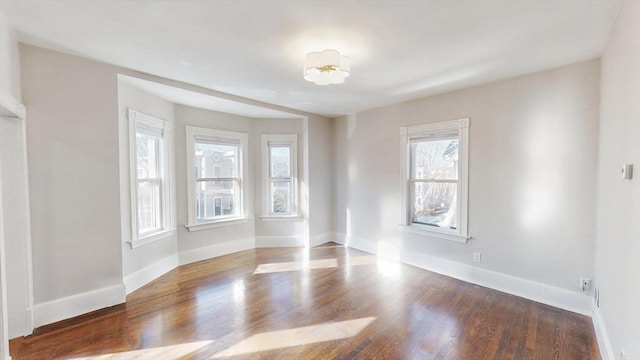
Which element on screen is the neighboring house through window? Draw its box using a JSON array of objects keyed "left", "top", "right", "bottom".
[
  {"left": 128, "top": 109, "right": 174, "bottom": 247},
  {"left": 400, "top": 118, "right": 470, "bottom": 243},
  {"left": 186, "top": 126, "right": 248, "bottom": 231}
]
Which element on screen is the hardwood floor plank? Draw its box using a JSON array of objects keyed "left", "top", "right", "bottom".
[{"left": 10, "top": 244, "right": 601, "bottom": 359}]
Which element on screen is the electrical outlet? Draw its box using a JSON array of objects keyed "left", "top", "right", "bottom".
[
  {"left": 473, "top": 252, "right": 481, "bottom": 263},
  {"left": 580, "top": 278, "right": 593, "bottom": 293}
]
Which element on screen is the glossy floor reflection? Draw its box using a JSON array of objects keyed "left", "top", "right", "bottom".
[
  {"left": 10, "top": 243, "right": 600, "bottom": 359},
  {"left": 211, "top": 317, "right": 376, "bottom": 358}
]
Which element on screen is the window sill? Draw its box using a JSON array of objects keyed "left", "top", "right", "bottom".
[
  {"left": 401, "top": 224, "right": 470, "bottom": 244},
  {"left": 186, "top": 217, "right": 250, "bottom": 232},
  {"left": 129, "top": 229, "right": 176, "bottom": 249},
  {"left": 260, "top": 215, "right": 303, "bottom": 222}
]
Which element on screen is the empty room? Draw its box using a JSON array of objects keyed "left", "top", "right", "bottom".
[{"left": 0, "top": 0, "right": 638, "bottom": 359}]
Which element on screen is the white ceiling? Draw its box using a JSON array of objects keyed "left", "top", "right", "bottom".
[{"left": 1, "top": 0, "right": 621, "bottom": 117}]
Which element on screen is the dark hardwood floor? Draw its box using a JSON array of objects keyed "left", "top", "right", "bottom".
[{"left": 10, "top": 243, "right": 600, "bottom": 359}]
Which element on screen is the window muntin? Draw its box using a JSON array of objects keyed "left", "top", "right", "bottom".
[
  {"left": 400, "top": 119, "right": 469, "bottom": 242},
  {"left": 262, "top": 135, "right": 297, "bottom": 217},
  {"left": 186, "top": 126, "right": 248, "bottom": 229}
]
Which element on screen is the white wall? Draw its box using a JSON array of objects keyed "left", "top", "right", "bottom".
[
  {"left": 307, "top": 115, "right": 333, "bottom": 245},
  {"left": 20, "top": 45, "right": 125, "bottom": 316},
  {"left": 0, "top": 11, "right": 21, "bottom": 102},
  {"left": 334, "top": 60, "right": 600, "bottom": 310},
  {"left": 117, "top": 81, "right": 178, "bottom": 283},
  {"left": 174, "top": 105, "right": 257, "bottom": 256},
  {"left": 595, "top": 1, "right": 640, "bottom": 359}
]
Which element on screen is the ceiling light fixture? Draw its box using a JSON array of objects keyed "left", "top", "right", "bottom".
[{"left": 303, "top": 49, "right": 350, "bottom": 85}]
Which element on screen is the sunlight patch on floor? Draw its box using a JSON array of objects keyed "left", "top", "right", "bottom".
[
  {"left": 211, "top": 317, "right": 376, "bottom": 358},
  {"left": 69, "top": 340, "right": 213, "bottom": 359},
  {"left": 254, "top": 258, "right": 338, "bottom": 274}
]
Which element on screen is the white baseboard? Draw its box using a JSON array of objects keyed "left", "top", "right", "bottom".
[
  {"left": 179, "top": 238, "right": 255, "bottom": 266},
  {"left": 334, "top": 232, "right": 346, "bottom": 245},
  {"left": 255, "top": 236, "right": 303, "bottom": 248},
  {"left": 309, "top": 232, "right": 334, "bottom": 248},
  {"left": 592, "top": 305, "right": 614, "bottom": 360},
  {"left": 124, "top": 254, "right": 179, "bottom": 295},
  {"left": 339, "top": 233, "right": 592, "bottom": 316},
  {"left": 33, "top": 284, "right": 125, "bottom": 328}
]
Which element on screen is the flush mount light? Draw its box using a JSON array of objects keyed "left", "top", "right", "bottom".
[{"left": 303, "top": 49, "right": 350, "bottom": 85}]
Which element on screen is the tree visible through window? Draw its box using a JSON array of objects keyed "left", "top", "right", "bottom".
[{"left": 411, "top": 138, "right": 458, "bottom": 229}]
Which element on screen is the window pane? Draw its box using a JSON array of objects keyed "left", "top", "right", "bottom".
[
  {"left": 270, "top": 146, "right": 290, "bottom": 178},
  {"left": 271, "top": 181, "right": 291, "bottom": 214},
  {"left": 196, "top": 180, "right": 237, "bottom": 220},
  {"left": 195, "top": 142, "right": 238, "bottom": 178},
  {"left": 136, "top": 133, "right": 159, "bottom": 179},
  {"left": 412, "top": 139, "right": 458, "bottom": 180},
  {"left": 412, "top": 182, "right": 457, "bottom": 229},
  {"left": 137, "top": 180, "right": 160, "bottom": 233}
]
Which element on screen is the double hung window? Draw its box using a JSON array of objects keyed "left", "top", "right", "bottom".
[
  {"left": 400, "top": 118, "right": 470, "bottom": 242},
  {"left": 128, "top": 109, "right": 174, "bottom": 247},
  {"left": 261, "top": 134, "right": 297, "bottom": 217},
  {"left": 186, "top": 126, "right": 248, "bottom": 230}
]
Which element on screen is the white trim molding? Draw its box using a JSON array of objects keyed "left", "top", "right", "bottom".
[
  {"left": 592, "top": 305, "right": 614, "bottom": 360},
  {"left": 33, "top": 284, "right": 126, "bottom": 328},
  {"left": 0, "top": 91, "right": 26, "bottom": 119},
  {"left": 339, "top": 233, "right": 592, "bottom": 316},
  {"left": 179, "top": 238, "right": 255, "bottom": 266},
  {"left": 124, "top": 254, "right": 179, "bottom": 294},
  {"left": 309, "top": 232, "right": 335, "bottom": 248}
]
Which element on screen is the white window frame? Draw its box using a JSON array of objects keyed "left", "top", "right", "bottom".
[
  {"left": 261, "top": 134, "right": 299, "bottom": 220},
  {"left": 128, "top": 109, "right": 175, "bottom": 248},
  {"left": 186, "top": 126, "right": 249, "bottom": 231},
  {"left": 400, "top": 118, "right": 470, "bottom": 243}
]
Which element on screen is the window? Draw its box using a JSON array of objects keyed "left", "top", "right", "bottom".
[
  {"left": 186, "top": 126, "right": 248, "bottom": 231},
  {"left": 261, "top": 134, "right": 298, "bottom": 218},
  {"left": 400, "top": 118, "right": 469, "bottom": 243},
  {"left": 128, "top": 109, "right": 174, "bottom": 247}
]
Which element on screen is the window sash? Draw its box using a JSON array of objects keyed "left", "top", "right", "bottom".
[
  {"left": 135, "top": 132, "right": 165, "bottom": 237},
  {"left": 269, "top": 179, "right": 292, "bottom": 215},
  {"left": 195, "top": 179, "right": 240, "bottom": 221},
  {"left": 137, "top": 178, "right": 163, "bottom": 235}
]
